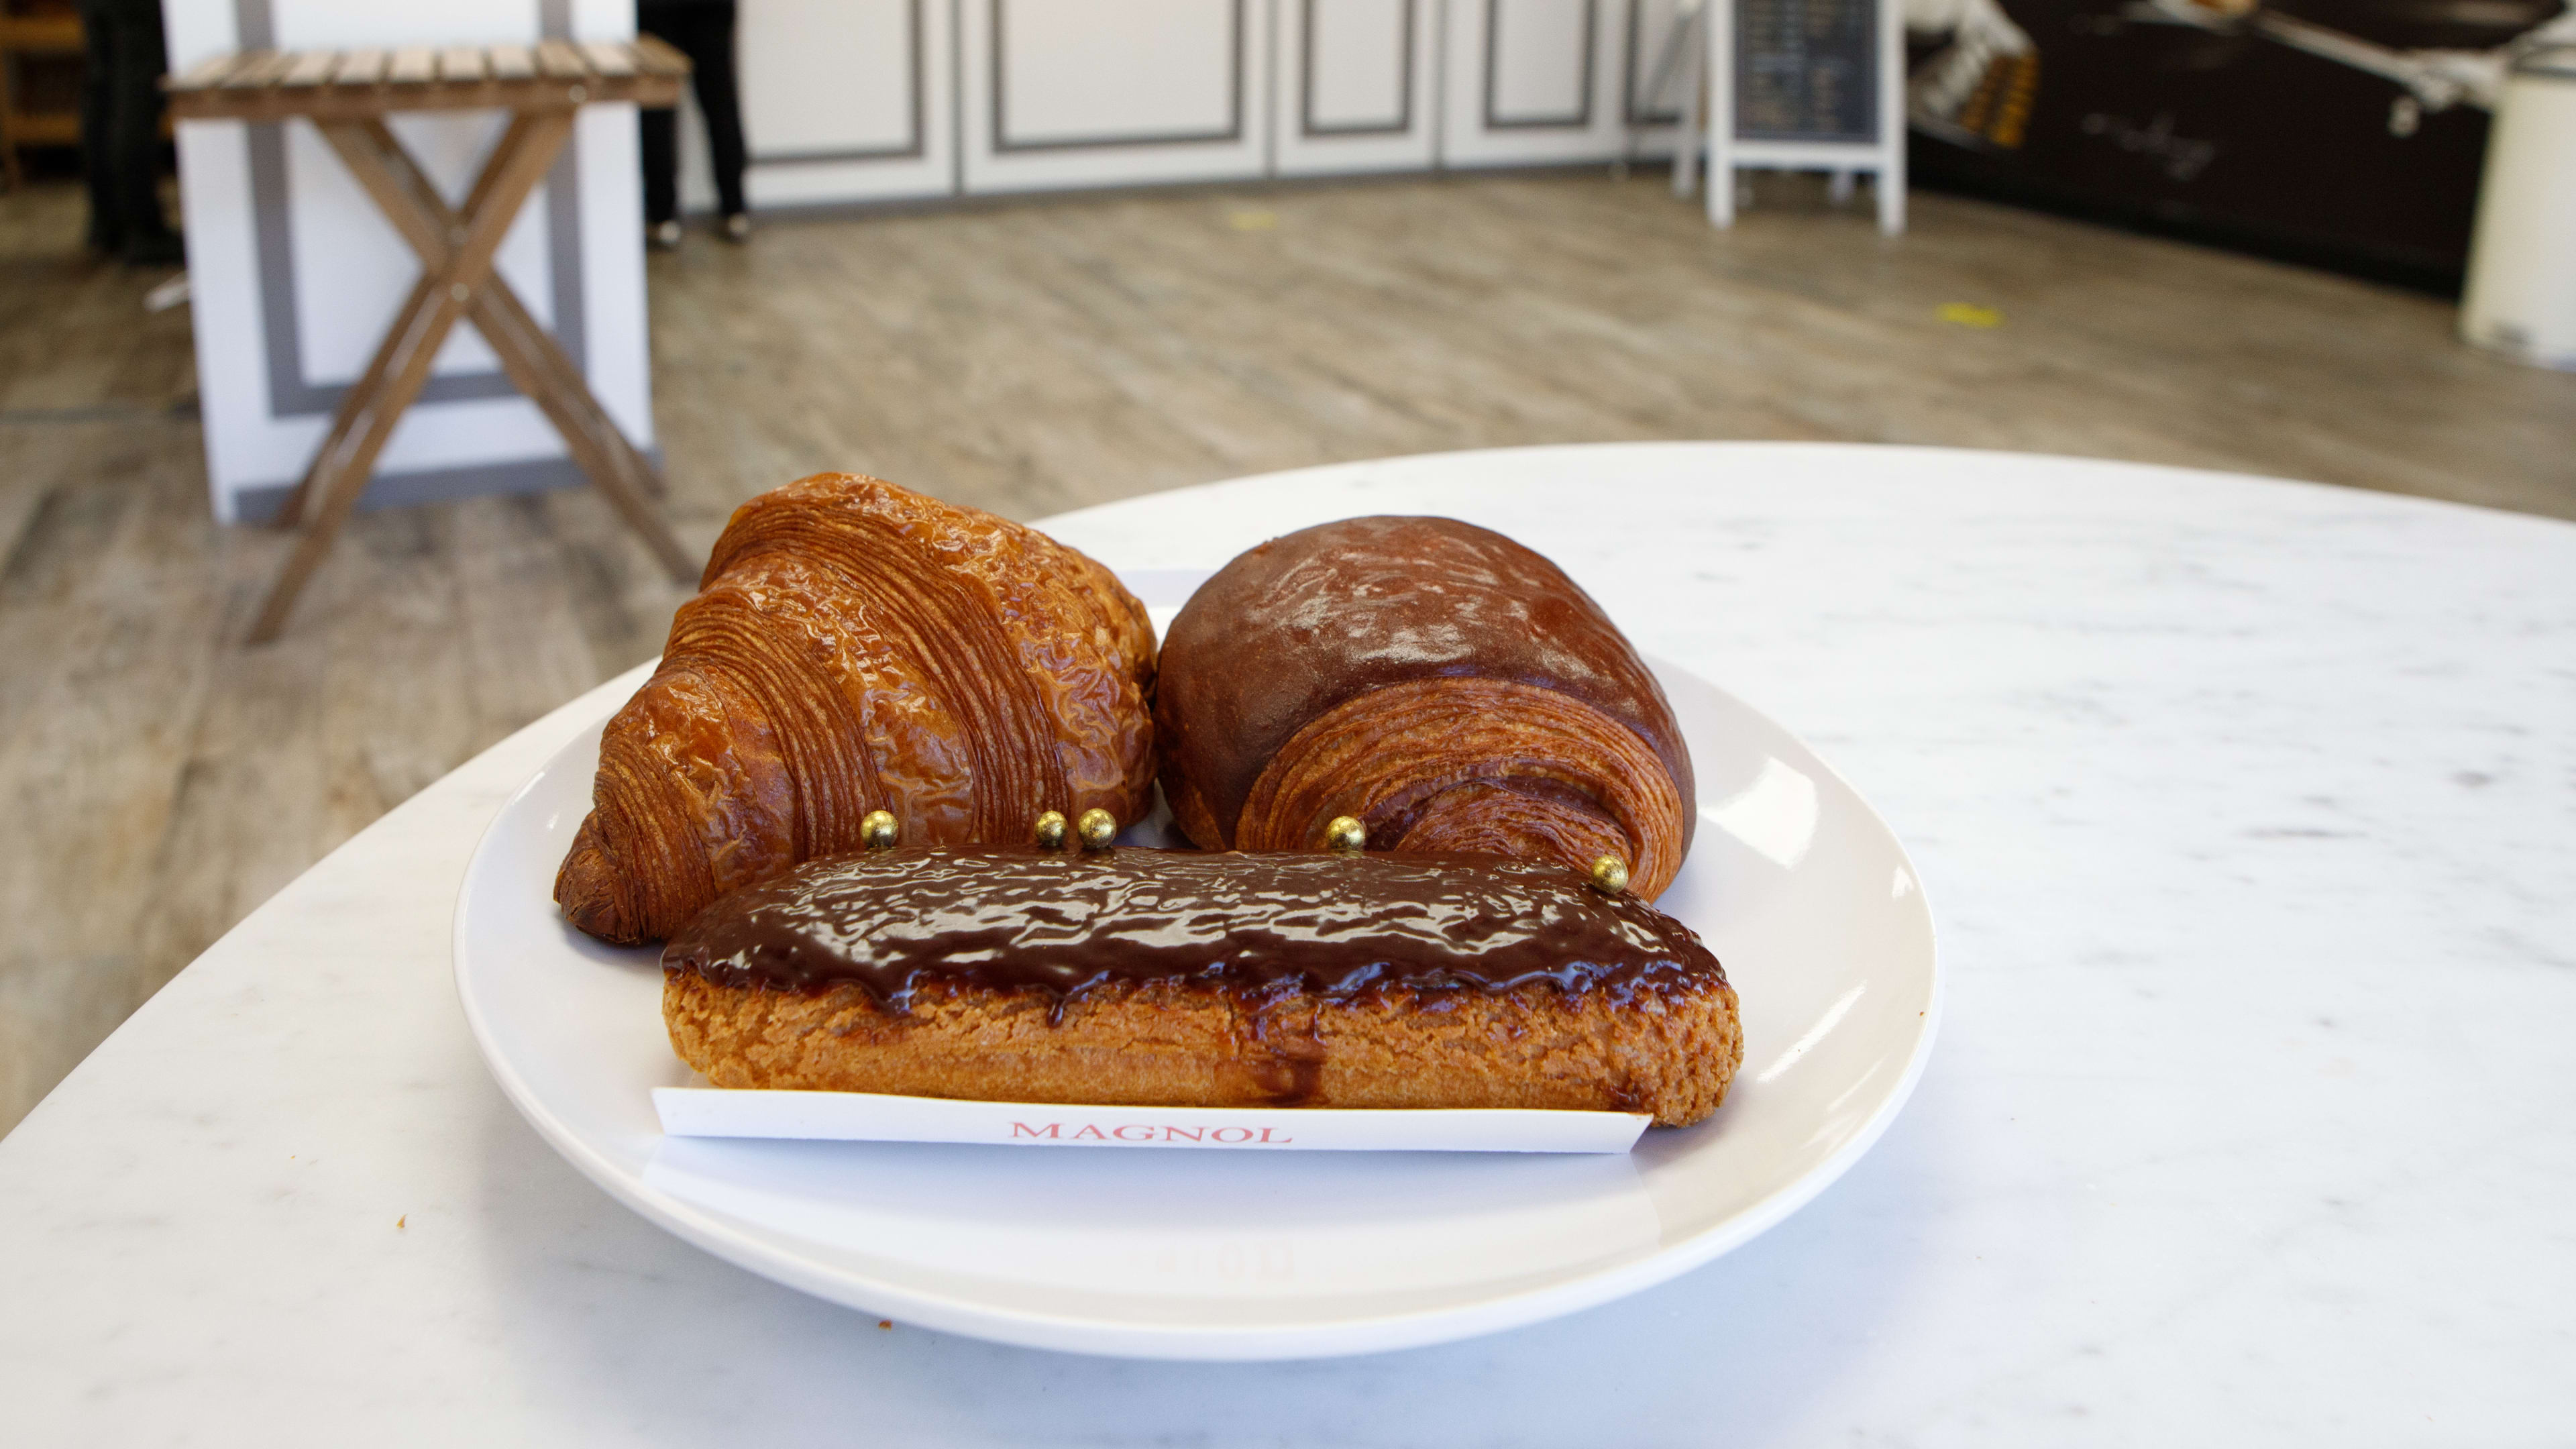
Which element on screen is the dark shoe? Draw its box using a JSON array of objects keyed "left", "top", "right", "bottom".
[{"left": 124, "top": 232, "right": 186, "bottom": 268}]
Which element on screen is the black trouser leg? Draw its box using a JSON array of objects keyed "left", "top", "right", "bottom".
[
  {"left": 637, "top": 1, "right": 683, "bottom": 224},
  {"left": 688, "top": 3, "right": 749, "bottom": 217},
  {"left": 637, "top": 1, "right": 749, "bottom": 221},
  {"left": 638, "top": 103, "right": 679, "bottom": 225},
  {"left": 79, "top": 0, "right": 169, "bottom": 251},
  {"left": 80, "top": 5, "right": 121, "bottom": 250},
  {"left": 105, "top": 6, "right": 171, "bottom": 246}
]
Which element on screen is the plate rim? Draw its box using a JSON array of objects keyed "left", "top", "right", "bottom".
[{"left": 452, "top": 657, "right": 1941, "bottom": 1361}]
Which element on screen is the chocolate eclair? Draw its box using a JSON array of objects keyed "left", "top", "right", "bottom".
[{"left": 661, "top": 848, "right": 1741, "bottom": 1126}]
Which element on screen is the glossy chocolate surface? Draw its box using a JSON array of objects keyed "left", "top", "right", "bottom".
[
  {"left": 662, "top": 847, "right": 1725, "bottom": 1010},
  {"left": 1154, "top": 515, "right": 1694, "bottom": 845}
]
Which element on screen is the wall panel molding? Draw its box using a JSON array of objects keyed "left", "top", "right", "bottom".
[
  {"left": 1623, "top": 0, "right": 1685, "bottom": 126},
  {"left": 991, "top": 0, "right": 1246, "bottom": 153},
  {"left": 1482, "top": 0, "right": 1597, "bottom": 130},
  {"left": 1301, "top": 0, "right": 1415, "bottom": 138},
  {"left": 749, "top": 0, "right": 926, "bottom": 166}
]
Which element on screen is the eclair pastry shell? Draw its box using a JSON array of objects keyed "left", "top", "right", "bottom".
[{"left": 665, "top": 971, "right": 1742, "bottom": 1127}]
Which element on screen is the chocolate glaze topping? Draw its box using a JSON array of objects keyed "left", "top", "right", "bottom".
[
  {"left": 1154, "top": 515, "right": 1695, "bottom": 846},
  {"left": 662, "top": 847, "right": 1725, "bottom": 1012}
]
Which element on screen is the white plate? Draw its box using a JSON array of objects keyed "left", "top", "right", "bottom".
[{"left": 453, "top": 570, "right": 1939, "bottom": 1360}]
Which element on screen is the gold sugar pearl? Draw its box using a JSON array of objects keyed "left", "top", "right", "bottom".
[
  {"left": 860, "top": 810, "right": 900, "bottom": 851},
  {"left": 1324, "top": 816, "right": 1367, "bottom": 855},
  {"left": 1033, "top": 810, "right": 1070, "bottom": 851},
  {"left": 1076, "top": 808, "right": 1119, "bottom": 851},
  {"left": 1589, "top": 855, "right": 1630, "bottom": 894}
]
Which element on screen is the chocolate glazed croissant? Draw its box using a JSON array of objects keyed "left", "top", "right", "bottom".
[
  {"left": 555, "top": 474, "right": 1157, "bottom": 945},
  {"left": 1155, "top": 516, "right": 1694, "bottom": 898}
]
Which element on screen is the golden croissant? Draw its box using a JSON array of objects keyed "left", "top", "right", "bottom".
[
  {"left": 555, "top": 473, "right": 1157, "bottom": 944},
  {"left": 1153, "top": 515, "right": 1695, "bottom": 898}
]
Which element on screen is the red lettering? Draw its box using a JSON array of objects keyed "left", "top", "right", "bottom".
[{"left": 1012, "top": 1121, "right": 1290, "bottom": 1146}]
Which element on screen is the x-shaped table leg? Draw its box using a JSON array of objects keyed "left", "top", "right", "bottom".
[{"left": 250, "top": 111, "right": 698, "bottom": 643}]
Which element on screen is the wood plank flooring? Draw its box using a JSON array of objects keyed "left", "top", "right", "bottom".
[{"left": 3, "top": 170, "right": 2572, "bottom": 1132}]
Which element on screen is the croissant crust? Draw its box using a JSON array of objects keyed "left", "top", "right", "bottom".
[
  {"left": 555, "top": 473, "right": 1156, "bottom": 944},
  {"left": 1155, "top": 515, "right": 1694, "bottom": 898}
]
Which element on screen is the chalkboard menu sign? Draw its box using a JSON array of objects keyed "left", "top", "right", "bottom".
[{"left": 1734, "top": 0, "right": 1878, "bottom": 144}]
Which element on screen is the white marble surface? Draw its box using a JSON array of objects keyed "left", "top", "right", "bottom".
[{"left": 3, "top": 443, "right": 2571, "bottom": 1444}]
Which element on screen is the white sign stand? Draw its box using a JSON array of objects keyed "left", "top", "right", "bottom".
[{"left": 1686, "top": 0, "right": 1905, "bottom": 235}]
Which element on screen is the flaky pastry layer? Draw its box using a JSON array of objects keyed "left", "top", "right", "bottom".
[{"left": 557, "top": 474, "right": 1155, "bottom": 943}]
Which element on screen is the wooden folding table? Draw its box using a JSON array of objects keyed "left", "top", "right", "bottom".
[{"left": 166, "top": 39, "right": 699, "bottom": 643}]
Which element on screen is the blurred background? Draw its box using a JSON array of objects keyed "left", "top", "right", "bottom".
[{"left": 2, "top": 0, "right": 2572, "bottom": 1134}]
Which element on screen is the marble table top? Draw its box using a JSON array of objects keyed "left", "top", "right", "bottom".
[{"left": 3, "top": 443, "right": 2570, "bottom": 1445}]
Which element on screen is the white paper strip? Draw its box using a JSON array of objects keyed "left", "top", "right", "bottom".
[{"left": 653, "top": 1089, "right": 1650, "bottom": 1154}]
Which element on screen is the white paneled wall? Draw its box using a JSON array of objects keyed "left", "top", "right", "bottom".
[
  {"left": 1621, "top": 0, "right": 1695, "bottom": 158},
  {"left": 681, "top": 0, "right": 953, "bottom": 210},
  {"left": 963, "top": 0, "right": 1267, "bottom": 192},
  {"left": 1439, "top": 0, "right": 1627, "bottom": 166},
  {"left": 743, "top": 0, "right": 916, "bottom": 156},
  {"left": 1275, "top": 0, "right": 1438, "bottom": 176},
  {"left": 679, "top": 0, "right": 1684, "bottom": 211}
]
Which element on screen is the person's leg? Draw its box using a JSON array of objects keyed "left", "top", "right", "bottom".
[
  {"left": 76, "top": 0, "right": 121, "bottom": 252},
  {"left": 638, "top": 105, "right": 679, "bottom": 227},
  {"left": 107, "top": 0, "right": 177, "bottom": 260},
  {"left": 688, "top": 2, "right": 750, "bottom": 223},
  {"left": 636, "top": 2, "right": 682, "bottom": 229}
]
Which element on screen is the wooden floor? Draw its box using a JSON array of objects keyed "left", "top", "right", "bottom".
[{"left": 3, "top": 170, "right": 2572, "bottom": 1132}]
